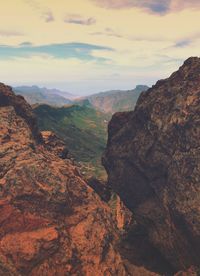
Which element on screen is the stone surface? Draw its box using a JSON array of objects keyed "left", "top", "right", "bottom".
[
  {"left": 0, "top": 83, "right": 126, "bottom": 275},
  {"left": 103, "top": 57, "right": 200, "bottom": 272},
  {"left": 41, "top": 130, "right": 69, "bottom": 159},
  {"left": 0, "top": 83, "right": 42, "bottom": 142}
]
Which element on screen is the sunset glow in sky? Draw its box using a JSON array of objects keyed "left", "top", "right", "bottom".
[{"left": 1, "top": 0, "right": 200, "bottom": 94}]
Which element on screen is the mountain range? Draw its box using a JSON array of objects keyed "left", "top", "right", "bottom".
[
  {"left": 13, "top": 86, "right": 75, "bottom": 106},
  {"left": 13, "top": 85, "right": 149, "bottom": 114}
]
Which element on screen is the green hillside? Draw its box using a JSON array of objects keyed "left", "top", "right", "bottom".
[{"left": 34, "top": 104, "right": 109, "bottom": 179}]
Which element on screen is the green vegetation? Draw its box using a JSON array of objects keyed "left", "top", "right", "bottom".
[
  {"left": 33, "top": 85, "right": 149, "bottom": 180},
  {"left": 34, "top": 104, "right": 110, "bottom": 180}
]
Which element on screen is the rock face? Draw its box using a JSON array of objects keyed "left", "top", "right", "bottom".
[
  {"left": 0, "top": 83, "right": 126, "bottom": 275},
  {"left": 41, "top": 130, "right": 69, "bottom": 159},
  {"left": 103, "top": 57, "right": 200, "bottom": 272},
  {"left": 0, "top": 83, "right": 42, "bottom": 143},
  {"left": 114, "top": 195, "right": 133, "bottom": 231}
]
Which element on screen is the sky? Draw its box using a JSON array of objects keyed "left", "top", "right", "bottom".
[{"left": 0, "top": 0, "right": 200, "bottom": 95}]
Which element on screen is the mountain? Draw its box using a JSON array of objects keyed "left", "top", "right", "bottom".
[
  {"left": 0, "top": 82, "right": 126, "bottom": 275},
  {"left": 103, "top": 57, "right": 200, "bottom": 273},
  {"left": 77, "top": 85, "right": 149, "bottom": 114},
  {"left": 13, "top": 85, "right": 74, "bottom": 106},
  {"left": 34, "top": 104, "right": 109, "bottom": 180},
  {"left": 0, "top": 82, "right": 164, "bottom": 276}
]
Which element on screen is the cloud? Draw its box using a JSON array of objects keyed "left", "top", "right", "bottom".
[
  {"left": 92, "top": 0, "right": 200, "bottom": 14},
  {"left": 171, "top": 0, "right": 200, "bottom": 11},
  {"left": 43, "top": 11, "right": 54, "bottom": 22},
  {"left": 0, "top": 42, "right": 113, "bottom": 62},
  {"left": 92, "top": 0, "right": 170, "bottom": 14},
  {"left": 24, "top": 0, "right": 54, "bottom": 22},
  {"left": 20, "top": 42, "right": 33, "bottom": 46},
  {"left": 64, "top": 14, "right": 96, "bottom": 25},
  {"left": 0, "top": 30, "right": 24, "bottom": 37},
  {"left": 173, "top": 31, "right": 200, "bottom": 48},
  {"left": 91, "top": 28, "right": 123, "bottom": 38},
  {"left": 175, "top": 39, "right": 191, "bottom": 48}
]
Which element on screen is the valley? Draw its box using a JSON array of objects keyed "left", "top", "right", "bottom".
[
  {"left": 14, "top": 85, "right": 148, "bottom": 181},
  {"left": 34, "top": 104, "right": 109, "bottom": 180}
]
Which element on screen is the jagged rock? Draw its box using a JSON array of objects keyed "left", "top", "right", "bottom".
[
  {"left": 87, "top": 178, "right": 133, "bottom": 233},
  {"left": 175, "top": 267, "right": 198, "bottom": 276},
  {"left": 114, "top": 195, "right": 133, "bottom": 231},
  {"left": 41, "top": 130, "right": 69, "bottom": 159},
  {"left": 0, "top": 84, "right": 127, "bottom": 275},
  {"left": 87, "top": 177, "right": 111, "bottom": 202},
  {"left": 0, "top": 83, "right": 42, "bottom": 142},
  {"left": 103, "top": 57, "right": 200, "bottom": 272}
]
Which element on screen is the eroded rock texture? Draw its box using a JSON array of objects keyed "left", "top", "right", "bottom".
[
  {"left": 41, "top": 130, "right": 69, "bottom": 159},
  {"left": 103, "top": 57, "right": 200, "bottom": 272},
  {"left": 0, "top": 83, "right": 126, "bottom": 275}
]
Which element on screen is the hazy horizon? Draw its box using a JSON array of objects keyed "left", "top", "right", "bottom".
[{"left": 10, "top": 80, "right": 152, "bottom": 96}]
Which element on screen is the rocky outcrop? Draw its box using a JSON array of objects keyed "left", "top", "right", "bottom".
[
  {"left": 0, "top": 84, "right": 127, "bottom": 275},
  {"left": 41, "top": 130, "right": 69, "bottom": 159},
  {"left": 0, "top": 83, "right": 42, "bottom": 142},
  {"left": 87, "top": 177, "right": 111, "bottom": 202},
  {"left": 103, "top": 57, "right": 200, "bottom": 272},
  {"left": 114, "top": 195, "right": 133, "bottom": 231}
]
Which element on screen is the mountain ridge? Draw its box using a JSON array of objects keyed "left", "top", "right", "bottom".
[
  {"left": 13, "top": 86, "right": 74, "bottom": 107},
  {"left": 76, "top": 85, "right": 149, "bottom": 114}
]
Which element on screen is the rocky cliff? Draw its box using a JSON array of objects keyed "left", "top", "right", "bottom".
[
  {"left": 0, "top": 83, "right": 42, "bottom": 143},
  {"left": 0, "top": 83, "right": 127, "bottom": 275},
  {"left": 103, "top": 57, "right": 200, "bottom": 273}
]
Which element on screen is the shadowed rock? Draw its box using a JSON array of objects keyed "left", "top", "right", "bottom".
[{"left": 103, "top": 57, "right": 200, "bottom": 272}]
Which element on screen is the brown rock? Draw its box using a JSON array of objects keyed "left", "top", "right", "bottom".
[
  {"left": 41, "top": 130, "right": 69, "bottom": 159},
  {"left": 0, "top": 83, "right": 42, "bottom": 142},
  {"left": 0, "top": 84, "right": 126, "bottom": 275},
  {"left": 114, "top": 195, "right": 133, "bottom": 231},
  {"left": 103, "top": 57, "right": 200, "bottom": 272},
  {"left": 87, "top": 177, "right": 111, "bottom": 202},
  {"left": 175, "top": 266, "right": 198, "bottom": 276}
]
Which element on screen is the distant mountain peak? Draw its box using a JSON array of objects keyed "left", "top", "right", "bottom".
[
  {"left": 13, "top": 85, "right": 76, "bottom": 106},
  {"left": 77, "top": 85, "right": 149, "bottom": 114},
  {"left": 13, "top": 85, "right": 77, "bottom": 100}
]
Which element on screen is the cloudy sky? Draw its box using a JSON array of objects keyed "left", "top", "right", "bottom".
[{"left": 0, "top": 0, "right": 200, "bottom": 95}]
